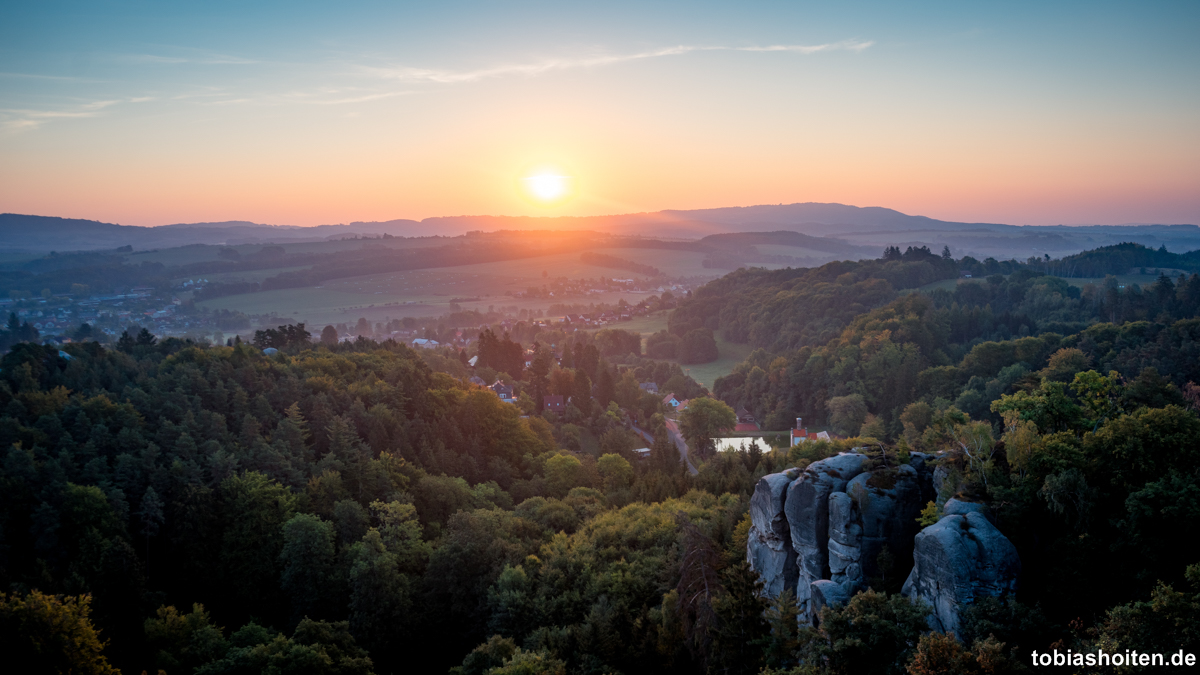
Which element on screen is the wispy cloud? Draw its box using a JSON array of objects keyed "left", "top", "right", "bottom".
[
  {"left": 308, "top": 91, "right": 417, "bottom": 105},
  {"left": 737, "top": 40, "right": 874, "bottom": 54},
  {"left": 0, "top": 72, "right": 103, "bottom": 82},
  {"left": 1, "top": 98, "right": 137, "bottom": 132},
  {"left": 365, "top": 39, "right": 873, "bottom": 84},
  {"left": 117, "top": 52, "right": 260, "bottom": 66}
]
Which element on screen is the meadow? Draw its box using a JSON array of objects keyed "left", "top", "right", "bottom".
[
  {"left": 129, "top": 236, "right": 444, "bottom": 266},
  {"left": 677, "top": 332, "right": 756, "bottom": 389},
  {"left": 196, "top": 247, "right": 724, "bottom": 327}
]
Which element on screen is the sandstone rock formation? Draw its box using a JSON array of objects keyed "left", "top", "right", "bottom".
[
  {"left": 746, "top": 451, "right": 1020, "bottom": 629},
  {"left": 747, "top": 468, "right": 800, "bottom": 597},
  {"left": 784, "top": 452, "right": 868, "bottom": 618},
  {"left": 901, "top": 498, "right": 1021, "bottom": 634}
]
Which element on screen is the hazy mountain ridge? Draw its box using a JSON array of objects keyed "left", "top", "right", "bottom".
[{"left": 3, "top": 203, "right": 1198, "bottom": 261}]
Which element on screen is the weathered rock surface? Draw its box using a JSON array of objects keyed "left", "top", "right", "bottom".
[
  {"left": 751, "top": 469, "right": 799, "bottom": 540},
  {"left": 902, "top": 498, "right": 1021, "bottom": 634},
  {"left": 747, "top": 469, "right": 800, "bottom": 597},
  {"left": 746, "top": 453, "right": 1021, "bottom": 630},
  {"left": 810, "top": 578, "right": 853, "bottom": 616},
  {"left": 844, "top": 463, "right": 926, "bottom": 586},
  {"left": 932, "top": 462, "right": 953, "bottom": 507},
  {"left": 784, "top": 453, "right": 868, "bottom": 617},
  {"left": 786, "top": 454, "right": 868, "bottom": 578}
]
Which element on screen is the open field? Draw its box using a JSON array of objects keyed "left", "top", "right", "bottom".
[
  {"left": 197, "top": 248, "right": 722, "bottom": 326},
  {"left": 174, "top": 265, "right": 312, "bottom": 286},
  {"left": 754, "top": 243, "right": 852, "bottom": 260},
  {"left": 619, "top": 312, "right": 669, "bottom": 339},
  {"left": 671, "top": 333, "right": 755, "bottom": 390},
  {"left": 1062, "top": 274, "right": 1174, "bottom": 288},
  {"left": 129, "top": 237, "right": 445, "bottom": 266}
]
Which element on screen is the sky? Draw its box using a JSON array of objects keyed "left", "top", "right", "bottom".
[{"left": 1, "top": 0, "right": 1198, "bottom": 228}]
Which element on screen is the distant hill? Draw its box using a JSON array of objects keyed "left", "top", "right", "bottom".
[
  {"left": 3, "top": 203, "right": 1198, "bottom": 261},
  {"left": 697, "top": 230, "right": 873, "bottom": 257},
  {"left": 0, "top": 214, "right": 426, "bottom": 253}
]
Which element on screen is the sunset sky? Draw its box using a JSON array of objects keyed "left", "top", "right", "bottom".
[{"left": 1, "top": 1, "right": 1198, "bottom": 228}]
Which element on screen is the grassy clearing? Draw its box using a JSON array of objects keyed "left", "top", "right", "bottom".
[
  {"left": 588, "top": 247, "right": 724, "bottom": 277},
  {"left": 754, "top": 243, "right": 849, "bottom": 259},
  {"left": 903, "top": 278, "right": 965, "bottom": 294},
  {"left": 197, "top": 248, "right": 722, "bottom": 326},
  {"left": 197, "top": 285, "right": 446, "bottom": 326},
  {"left": 173, "top": 265, "right": 312, "bottom": 285},
  {"left": 129, "top": 237, "right": 443, "bottom": 266},
  {"left": 1062, "top": 274, "right": 1171, "bottom": 288},
  {"left": 621, "top": 312, "right": 669, "bottom": 337},
  {"left": 673, "top": 333, "right": 755, "bottom": 390}
]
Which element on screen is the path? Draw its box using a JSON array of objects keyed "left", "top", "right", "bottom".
[{"left": 664, "top": 419, "right": 699, "bottom": 475}]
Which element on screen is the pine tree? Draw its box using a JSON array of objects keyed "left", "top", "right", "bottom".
[
  {"left": 709, "top": 560, "right": 767, "bottom": 675},
  {"left": 760, "top": 587, "right": 800, "bottom": 669},
  {"left": 138, "top": 487, "right": 165, "bottom": 576}
]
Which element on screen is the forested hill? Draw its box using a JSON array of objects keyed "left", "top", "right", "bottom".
[
  {"left": 1054, "top": 240, "right": 1200, "bottom": 276},
  {"left": 681, "top": 243, "right": 1200, "bottom": 670},
  {"left": 3, "top": 241, "right": 1200, "bottom": 674},
  {"left": 691, "top": 242, "right": 1200, "bottom": 432},
  {"left": 669, "top": 244, "right": 959, "bottom": 351},
  {"left": 0, "top": 331, "right": 744, "bottom": 674}
]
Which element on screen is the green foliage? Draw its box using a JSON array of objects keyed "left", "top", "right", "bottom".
[
  {"left": 679, "top": 397, "right": 737, "bottom": 459},
  {"left": 0, "top": 591, "right": 119, "bottom": 675},
  {"left": 905, "top": 632, "right": 1016, "bottom": 675},
  {"left": 543, "top": 452, "right": 590, "bottom": 498},
  {"left": 280, "top": 513, "right": 338, "bottom": 621},
  {"left": 195, "top": 618, "right": 375, "bottom": 675},
  {"left": 801, "top": 590, "right": 929, "bottom": 675},
  {"left": 219, "top": 471, "right": 298, "bottom": 621},
  {"left": 1084, "top": 562, "right": 1200, "bottom": 663},
  {"left": 760, "top": 588, "right": 801, "bottom": 669},
  {"left": 145, "top": 603, "right": 229, "bottom": 673},
  {"left": 917, "top": 501, "right": 941, "bottom": 528},
  {"left": 597, "top": 453, "right": 633, "bottom": 492},
  {"left": 451, "top": 634, "right": 519, "bottom": 675},
  {"left": 678, "top": 328, "right": 719, "bottom": 364},
  {"left": 991, "top": 380, "right": 1083, "bottom": 434},
  {"left": 485, "top": 647, "right": 567, "bottom": 675},
  {"left": 3, "top": 248, "right": 1200, "bottom": 675},
  {"left": 709, "top": 560, "right": 768, "bottom": 675},
  {"left": 827, "top": 394, "right": 868, "bottom": 437}
]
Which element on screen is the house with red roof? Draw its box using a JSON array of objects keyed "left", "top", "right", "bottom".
[{"left": 790, "top": 417, "right": 831, "bottom": 446}]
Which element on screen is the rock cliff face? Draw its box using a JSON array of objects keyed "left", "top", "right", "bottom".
[
  {"left": 784, "top": 453, "right": 868, "bottom": 617},
  {"left": 746, "top": 452, "right": 1019, "bottom": 629},
  {"left": 901, "top": 499, "right": 1022, "bottom": 634},
  {"left": 747, "top": 469, "right": 800, "bottom": 598}
]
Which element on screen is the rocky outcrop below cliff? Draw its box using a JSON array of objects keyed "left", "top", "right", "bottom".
[
  {"left": 901, "top": 498, "right": 1021, "bottom": 634},
  {"left": 746, "top": 451, "right": 1019, "bottom": 631}
]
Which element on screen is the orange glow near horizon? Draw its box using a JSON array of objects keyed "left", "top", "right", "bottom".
[{"left": 2, "top": 2, "right": 1198, "bottom": 229}]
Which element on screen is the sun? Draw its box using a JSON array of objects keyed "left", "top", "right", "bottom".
[
  {"left": 519, "top": 168, "right": 575, "bottom": 206},
  {"left": 526, "top": 174, "right": 567, "bottom": 201}
]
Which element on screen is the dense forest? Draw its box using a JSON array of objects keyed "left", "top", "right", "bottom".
[{"left": 2, "top": 241, "right": 1200, "bottom": 674}]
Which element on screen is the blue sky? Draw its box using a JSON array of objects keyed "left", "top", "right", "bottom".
[{"left": 1, "top": 1, "right": 1197, "bottom": 226}]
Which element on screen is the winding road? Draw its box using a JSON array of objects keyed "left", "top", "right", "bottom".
[
  {"left": 664, "top": 419, "right": 699, "bottom": 475},
  {"left": 632, "top": 421, "right": 699, "bottom": 475}
]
